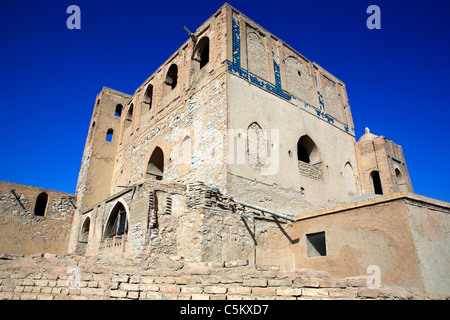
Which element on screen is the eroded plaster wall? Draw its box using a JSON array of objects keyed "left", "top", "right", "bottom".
[
  {"left": 68, "top": 6, "right": 230, "bottom": 254},
  {"left": 0, "top": 181, "right": 75, "bottom": 255},
  {"left": 105, "top": 7, "right": 229, "bottom": 197},
  {"left": 227, "top": 74, "right": 360, "bottom": 215},
  {"left": 225, "top": 9, "right": 361, "bottom": 215},
  {"left": 291, "top": 195, "right": 450, "bottom": 295},
  {"left": 75, "top": 88, "right": 131, "bottom": 211},
  {"left": 407, "top": 199, "right": 450, "bottom": 295}
]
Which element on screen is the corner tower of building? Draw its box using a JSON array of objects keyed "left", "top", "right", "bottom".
[
  {"left": 224, "top": 6, "right": 360, "bottom": 214},
  {"left": 355, "top": 127, "right": 413, "bottom": 196}
]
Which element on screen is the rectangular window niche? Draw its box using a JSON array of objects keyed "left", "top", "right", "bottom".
[{"left": 306, "top": 231, "right": 327, "bottom": 257}]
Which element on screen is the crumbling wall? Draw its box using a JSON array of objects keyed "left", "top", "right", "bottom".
[
  {"left": 407, "top": 198, "right": 450, "bottom": 296},
  {"left": 108, "top": 7, "right": 229, "bottom": 195},
  {"left": 0, "top": 253, "right": 440, "bottom": 300},
  {"left": 0, "top": 181, "right": 75, "bottom": 255},
  {"left": 291, "top": 193, "right": 450, "bottom": 296},
  {"left": 110, "top": 73, "right": 228, "bottom": 194},
  {"left": 76, "top": 88, "right": 131, "bottom": 211},
  {"left": 73, "top": 181, "right": 188, "bottom": 257}
]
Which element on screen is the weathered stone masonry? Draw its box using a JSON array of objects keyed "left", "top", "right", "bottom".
[
  {"left": 1, "top": 3, "right": 449, "bottom": 300},
  {"left": 0, "top": 253, "right": 438, "bottom": 300},
  {"left": 0, "top": 181, "right": 75, "bottom": 255}
]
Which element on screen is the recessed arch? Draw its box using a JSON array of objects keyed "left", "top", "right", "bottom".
[
  {"left": 147, "top": 147, "right": 164, "bottom": 180},
  {"left": 246, "top": 31, "right": 268, "bottom": 80},
  {"left": 179, "top": 135, "right": 192, "bottom": 165},
  {"left": 126, "top": 104, "right": 134, "bottom": 121},
  {"left": 297, "top": 135, "right": 321, "bottom": 165},
  {"left": 103, "top": 202, "right": 128, "bottom": 240},
  {"left": 124, "top": 104, "right": 133, "bottom": 133},
  {"left": 115, "top": 104, "right": 123, "bottom": 117},
  {"left": 284, "top": 56, "right": 314, "bottom": 104},
  {"left": 370, "top": 170, "right": 383, "bottom": 195},
  {"left": 247, "top": 122, "right": 268, "bottom": 168},
  {"left": 33, "top": 192, "right": 48, "bottom": 216},
  {"left": 343, "top": 162, "right": 357, "bottom": 194},
  {"left": 395, "top": 167, "right": 408, "bottom": 193},
  {"left": 106, "top": 129, "right": 114, "bottom": 142},
  {"left": 165, "top": 64, "right": 178, "bottom": 90},
  {"left": 144, "top": 84, "right": 153, "bottom": 110},
  {"left": 193, "top": 36, "right": 210, "bottom": 69},
  {"left": 80, "top": 217, "right": 90, "bottom": 242}
]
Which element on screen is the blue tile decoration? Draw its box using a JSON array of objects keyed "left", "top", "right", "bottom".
[
  {"left": 317, "top": 91, "right": 325, "bottom": 111},
  {"left": 227, "top": 17, "right": 291, "bottom": 101},
  {"left": 227, "top": 18, "right": 248, "bottom": 79},
  {"left": 226, "top": 16, "right": 354, "bottom": 131},
  {"left": 314, "top": 108, "right": 335, "bottom": 124}
]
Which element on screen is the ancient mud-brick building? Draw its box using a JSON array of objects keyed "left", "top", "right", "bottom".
[
  {"left": 1, "top": 3, "right": 448, "bottom": 298},
  {"left": 63, "top": 4, "right": 450, "bottom": 296}
]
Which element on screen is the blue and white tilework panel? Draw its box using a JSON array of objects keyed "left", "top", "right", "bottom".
[{"left": 227, "top": 16, "right": 354, "bottom": 134}]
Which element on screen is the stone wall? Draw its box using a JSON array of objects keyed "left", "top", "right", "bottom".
[
  {"left": 69, "top": 179, "right": 297, "bottom": 270},
  {"left": 0, "top": 181, "right": 75, "bottom": 255},
  {"left": 0, "top": 253, "right": 439, "bottom": 301}
]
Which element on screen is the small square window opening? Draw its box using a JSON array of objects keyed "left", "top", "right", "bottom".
[{"left": 306, "top": 231, "right": 327, "bottom": 257}]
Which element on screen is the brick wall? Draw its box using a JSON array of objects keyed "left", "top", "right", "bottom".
[{"left": 0, "top": 253, "right": 438, "bottom": 300}]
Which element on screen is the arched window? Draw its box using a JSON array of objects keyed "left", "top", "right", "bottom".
[
  {"left": 144, "top": 84, "right": 153, "bottom": 109},
  {"left": 297, "top": 135, "right": 321, "bottom": 165},
  {"left": 247, "top": 31, "right": 268, "bottom": 80},
  {"left": 104, "top": 202, "right": 128, "bottom": 239},
  {"left": 297, "top": 135, "right": 323, "bottom": 180},
  {"left": 33, "top": 192, "right": 48, "bottom": 216},
  {"left": 284, "top": 56, "right": 314, "bottom": 104},
  {"left": 247, "top": 122, "right": 268, "bottom": 168},
  {"left": 343, "top": 162, "right": 357, "bottom": 194},
  {"left": 147, "top": 147, "right": 164, "bottom": 180},
  {"left": 115, "top": 104, "right": 123, "bottom": 117},
  {"left": 179, "top": 135, "right": 192, "bottom": 165},
  {"left": 124, "top": 104, "right": 133, "bottom": 133},
  {"left": 297, "top": 141, "right": 310, "bottom": 163},
  {"left": 106, "top": 129, "right": 114, "bottom": 142},
  {"left": 370, "top": 170, "right": 383, "bottom": 195},
  {"left": 395, "top": 168, "right": 408, "bottom": 193},
  {"left": 193, "top": 37, "right": 210, "bottom": 69},
  {"left": 165, "top": 64, "right": 178, "bottom": 90},
  {"left": 126, "top": 104, "right": 134, "bottom": 121},
  {"left": 80, "top": 217, "right": 90, "bottom": 242}
]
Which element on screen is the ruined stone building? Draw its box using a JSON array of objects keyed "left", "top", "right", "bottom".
[{"left": 1, "top": 3, "right": 449, "bottom": 297}]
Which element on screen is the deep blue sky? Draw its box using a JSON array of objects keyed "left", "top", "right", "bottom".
[{"left": 0, "top": 0, "right": 449, "bottom": 202}]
